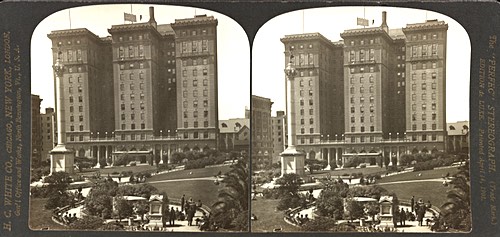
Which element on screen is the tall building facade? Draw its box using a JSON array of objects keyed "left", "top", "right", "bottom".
[
  {"left": 282, "top": 11, "right": 448, "bottom": 163},
  {"left": 46, "top": 7, "right": 219, "bottom": 164},
  {"left": 40, "top": 108, "right": 56, "bottom": 162},
  {"left": 251, "top": 95, "right": 273, "bottom": 167},
  {"left": 281, "top": 33, "right": 344, "bottom": 148},
  {"left": 31, "top": 95, "right": 43, "bottom": 165}
]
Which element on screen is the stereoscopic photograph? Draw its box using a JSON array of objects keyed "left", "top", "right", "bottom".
[
  {"left": 251, "top": 6, "right": 471, "bottom": 233},
  {"left": 29, "top": 4, "right": 250, "bottom": 232}
]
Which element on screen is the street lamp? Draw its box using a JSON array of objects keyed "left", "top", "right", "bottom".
[
  {"left": 389, "top": 132, "right": 392, "bottom": 141},
  {"left": 90, "top": 132, "right": 93, "bottom": 141},
  {"left": 112, "top": 132, "right": 115, "bottom": 141},
  {"left": 397, "top": 132, "right": 400, "bottom": 141},
  {"left": 167, "top": 130, "right": 171, "bottom": 138},
  {"left": 335, "top": 134, "right": 338, "bottom": 141},
  {"left": 327, "top": 134, "right": 330, "bottom": 141},
  {"left": 160, "top": 130, "right": 163, "bottom": 139}
]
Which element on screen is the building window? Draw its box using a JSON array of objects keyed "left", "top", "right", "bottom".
[
  {"left": 412, "top": 124, "right": 417, "bottom": 131},
  {"left": 422, "top": 114, "right": 427, "bottom": 120},
  {"left": 194, "top": 121, "right": 198, "bottom": 128},
  {"left": 432, "top": 113, "right": 437, "bottom": 120},
  {"left": 300, "top": 119, "right": 304, "bottom": 125},
  {"left": 78, "top": 106, "right": 83, "bottom": 112},
  {"left": 309, "top": 100, "right": 313, "bottom": 106},
  {"left": 193, "top": 101, "right": 198, "bottom": 108},
  {"left": 360, "top": 117, "right": 365, "bottom": 123},
  {"left": 432, "top": 93, "right": 436, "bottom": 100},
  {"left": 432, "top": 103, "right": 436, "bottom": 110},
  {"left": 432, "top": 123, "right": 437, "bottom": 130},
  {"left": 422, "top": 83, "right": 427, "bottom": 90},
  {"left": 193, "top": 80, "right": 198, "bottom": 87},
  {"left": 422, "top": 93, "right": 427, "bottom": 100},
  {"left": 432, "top": 134, "right": 437, "bottom": 141},
  {"left": 350, "top": 97, "right": 355, "bottom": 103},
  {"left": 350, "top": 87, "right": 355, "bottom": 94},
  {"left": 422, "top": 124, "right": 427, "bottom": 130},
  {"left": 370, "top": 116, "right": 374, "bottom": 122},
  {"left": 184, "top": 122, "right": 188, "bottom": 128},
  {"left": 351, "top": 126, "right": 355, "bottom": 132},
  {"left": 121, "top": 114, "right": 125, "bottom": 120},
  {"left": 369, "top": 96, "right": 374, "bottom": 103},
  {"left": 351, "top": 117, "right": 355, "bottom": 123},
  {"left": 360, "top": 87, "right": 364, "bottom": 93},
  {"left": 422, "top": 73, "right": 427, "bottom": 80},
  {"left": 412, "top": 104, "right": 416, "bottom": 111},
  {"left": 309, "top": 118, "right": 314, "bottom": 124},
  {"left": 369, "top": 106, "right": 374, "bottom": 113},
  {"left": 350, "top": 77, "right": 355, "bottom": 84},
  {"left": 204, "top": 111, "right": 208, "bottom": 118},
  {"left": 351, "top": 107, "right": 355, "bottom": 113},
  {"left": 369, "top": 86, "right": 374, "bottom": 93},
  {"left": 301, "top": 128, "right": 305, "bottom": 134},
  {"left": 79, "top": 115, "right": 83, "bottom": 122},
  {"left": 422, "top": 134, "right": 427, "bottom": 141},
  {"left": 412, "top": 114, "right": 416, "bottom": 121}
]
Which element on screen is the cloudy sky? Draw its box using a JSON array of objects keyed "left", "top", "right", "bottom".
[
  {"left": 252, "top": 6, "right": 470, "bottom": 123},
  {"left": 31, "top": 4, "right": 250, "bottom": 120}
]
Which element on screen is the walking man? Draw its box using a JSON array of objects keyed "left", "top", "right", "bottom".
[
  {"left": 181, "top": 194, "right": 185, "bottom": 212},
  {"left": 410, "top": 196, "right": 415, "bottom": 213},
  {"left": 400, "top": 208, "right": 406, "bottom": 226}
]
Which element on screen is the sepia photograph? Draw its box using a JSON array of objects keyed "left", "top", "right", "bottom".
[
  {"left": 251, "top": 6, "right": 471, "bottom": 233},
  {"left": 29, "top": 4, "right": 250, "bottom": 232}
]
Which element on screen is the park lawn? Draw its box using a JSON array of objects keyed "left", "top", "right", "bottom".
[
  {"left": 378, "top": 166, "right": 460, "bottom": 184},
  {"left": 29, "top": 198, "right": 67, "bottom": 230},
  {"left": 377, "top": 181, "right": 454, "bottom": 208},
  {"left": 251, "top": 199, "right": 300, "bottom": 232},
  {"left": 147, "top": 165, "right": 232, "bottom": 182},
  {"left": 148, "top": 180, "right": 221, "bottom": 207}
]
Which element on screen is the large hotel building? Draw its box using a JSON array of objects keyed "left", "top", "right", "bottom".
[
  {"left": 280, "top": 12, "right": 448, "bottom": 166},
  {"left": 46, "top": 7, "right": 219, "bottom": 164}
]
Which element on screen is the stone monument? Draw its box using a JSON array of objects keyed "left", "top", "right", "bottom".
[
  {"left": 147, "top": 194, "right": 164, "bottom": 227},
  {"left": 49, "top": 51, "right": 74, "bottom": 175},
  {"left": 280, "top": 48, "right": 305, "bottom": 177},
  {"left": 379, "top": 195, "right": 396, "bottom": 228}
]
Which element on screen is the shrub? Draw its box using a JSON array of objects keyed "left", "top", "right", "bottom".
[
  {"left": 112, "top": 171, "right": 119, "bottom": 175},
  {"left": 130, "top": 162, "right": 137, "bottom": 166},
  {"left": 359, "top": 164, "right": 366, "bottom": 168}
]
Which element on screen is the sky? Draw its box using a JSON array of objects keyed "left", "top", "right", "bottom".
[
  {"left": 252, "top": 6, "right": 471, "bottom": 123},
  {"left": 31, "top": 4, "right": 250, "bottom": 120}
]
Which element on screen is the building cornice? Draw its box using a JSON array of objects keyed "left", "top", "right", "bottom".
[{"left": 171, "top": 16, "right": 218, "bottom": 28}]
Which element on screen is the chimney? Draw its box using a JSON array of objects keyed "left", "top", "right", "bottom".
[
  {"left": 381, "top": 11, "right": 388, "bottom": 32},
  {"left": 148, "top": 6, "right": 157, "bottom": 28}
]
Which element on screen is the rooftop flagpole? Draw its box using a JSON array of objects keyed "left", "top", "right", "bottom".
[{"left": 69, "top": 9, "right": 72, "bottom": 29}]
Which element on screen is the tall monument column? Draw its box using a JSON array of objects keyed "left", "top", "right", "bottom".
[
  {"left": 280, "top": 49, "right": 305, "bottom": 177},
  {"left": 49, "top": 51, "right": 75, "bottom": 175}
]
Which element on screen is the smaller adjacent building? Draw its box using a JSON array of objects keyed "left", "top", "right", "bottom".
[
  {"left": 31, "top": 95, "right": 43, "bottom": 165},
  {"left": 251, "top": 95, "right": 273, "bottom": 167},
  {"left": 447, "top": 121, "right": 469, "bottom": 154},
  {"left": 219, "top": 118, "right": 250, "bottom": 153},
  {"left": 271, "top": 111, "right": 286, "bottom": 163},
  {"left": 40, "top": 108, "right": 57, "bottom": 163}
]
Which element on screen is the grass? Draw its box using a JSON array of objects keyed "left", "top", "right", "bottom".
[
  {"left": 147, "top": 165, "right": 232, "bottom": 182},
  {"left": 148, "top": 180, "right": 221, "bottom": 207},
  {"left": 377, "top": 181, "right": 454, "bottom": 208},
  {"left": 378, "top": 167, "right": 460, "bottom": 183},
  {"left": 29, "top": 198, "right": 67, "bottom": 230},
  {"left": 250, "top": 199, "right": 300, "bottom": 232}
]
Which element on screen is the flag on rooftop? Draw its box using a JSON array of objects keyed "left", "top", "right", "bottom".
[
  {"left": 124, "top": 13, "right": 137, "bottom": 22},
  {"left": 357, "top": 17, "right": 369, "bottom": 27}
]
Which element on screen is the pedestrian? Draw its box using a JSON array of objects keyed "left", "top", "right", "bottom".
[
  {"left": 410, "top": 196, "right": 415, "bottom": 213},
  {"left": 181, "top": 194, "right": 185, "bottom": 212},
  {"left": 400, "top": 208, "right": 406, "bottom": 226},
  {"left": 169, "top": 207, "right": 176, "bottom": 226}
]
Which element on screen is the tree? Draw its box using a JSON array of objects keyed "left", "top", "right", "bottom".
[
  {"left": 211, "top": 157, "right": 249, "bottom": 230},
  {"left": 115, "top": 183, "right": 158, "bottom": 199},
  {"left": 315, "top": 181, "right": 348, "bottom": 220},
  {"left": 365, "top": 202, "right": 380, "bottom": 222},
  {"left": 85, "top": 180, "right": 118, "bottom": 218},
  {"left": 114, "top": 197, "right": 133, "bottom": 221},
  {"left": 134, "top": 201, "right": 149, "bottom": 222},
  {"left": 43, "top": 172, "right": 72, "bottom": 209},
  {"left": 440, "top": 161, "right": 471, "bottom": 231},
  {"left": 344, "top": 198, "right": 365, "bottom": 221},
  {"left": 69, "top": 215, "right": 104, "bottom": 230}
]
